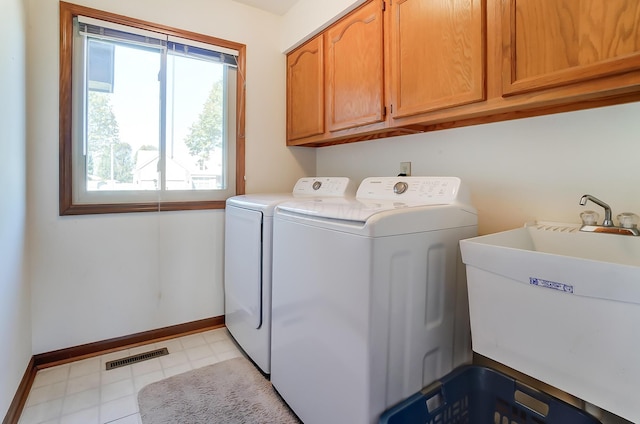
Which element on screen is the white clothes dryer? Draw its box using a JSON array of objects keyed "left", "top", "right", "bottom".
[
  {"left": 224, "top": 177, "right": 355, "bottom": 374},
  {"left": 271, "top": 176, "right": 477, "bottom": 424}
]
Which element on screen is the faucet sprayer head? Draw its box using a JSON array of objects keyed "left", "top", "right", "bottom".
[{"left": 579, "top": 195, "right": 589, "bottom": 206}]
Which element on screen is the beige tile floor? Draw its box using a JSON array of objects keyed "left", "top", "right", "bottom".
[{"left": 18, "top": 327, "right": 244, "bottom": 424}]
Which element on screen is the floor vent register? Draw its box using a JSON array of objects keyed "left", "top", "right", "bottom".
[{"left": 105, "top": 347, "right": 169, "bottom": 370}]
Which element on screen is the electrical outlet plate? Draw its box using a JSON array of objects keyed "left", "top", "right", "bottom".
[{"left": 400, "top": 161, "right": 411, "bottom": 176}]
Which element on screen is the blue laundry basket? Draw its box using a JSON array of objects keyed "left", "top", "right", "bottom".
[{"left": 379, "top": 366, "right": 601, "bottom": 424}]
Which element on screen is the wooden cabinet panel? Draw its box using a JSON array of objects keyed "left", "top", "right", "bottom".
[
  {"left": 326, "top": 0, "right": 385, "bottom": 132},
  {"left": 285, "top": 0, "right": 640, "bottom": 147},
  {"left": 502, "top": 0, "right": 640, "bottom": 95},
  {"left": 389, "top": 0, "right": 485, "bottom": 119},
  {"left": 287, "top": 35, "right": 324, "bottom": 141}
]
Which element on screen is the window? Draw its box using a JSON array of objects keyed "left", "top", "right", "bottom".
[{"left": 59, "top": 2, "right": 245, "bottom": 215}]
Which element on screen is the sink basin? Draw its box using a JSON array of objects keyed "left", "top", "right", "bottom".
[{"left": 460, "top": 223, "right": 640, "bottom": 423}]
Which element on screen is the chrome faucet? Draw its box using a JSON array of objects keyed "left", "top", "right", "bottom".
[
  {"left": 579, "top": 194, "right": 613, "bottom": 227},
  {"left": 578, "top": 194, "right": 639, "bottom": 235}
]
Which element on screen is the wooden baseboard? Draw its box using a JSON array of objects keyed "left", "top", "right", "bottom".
[
  {"left": 2, "top": 357, "right": 36, "bottom": 424},
  {"left": 3, "top": 316, "right": 224, "bottom": 424},
  {"left": 34, "top": 316, "right": 225, "bottom": 369}
]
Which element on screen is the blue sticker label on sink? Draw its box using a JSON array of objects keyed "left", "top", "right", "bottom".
[{"left": 529, "top": 277, "right": 574, "bottom": 293}]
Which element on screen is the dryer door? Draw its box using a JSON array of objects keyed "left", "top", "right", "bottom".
[{"left": 225, "top": 206, "right": 263, "bottom": 329}]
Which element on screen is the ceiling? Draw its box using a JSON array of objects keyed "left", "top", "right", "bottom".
[{"left": 232, "top": 0, "right": 300, "bottom": 15}]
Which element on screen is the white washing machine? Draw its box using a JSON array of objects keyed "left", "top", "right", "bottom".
[
  {"left": 224, "top": 177, "right": 355, "bottom": 374},
  {"left": 271, "top": 176, "right": 477, "bottom": 424}
]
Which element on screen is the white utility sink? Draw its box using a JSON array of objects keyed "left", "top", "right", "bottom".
[{"left": 460, "top": 223, "right": 640, "bottom": 423}]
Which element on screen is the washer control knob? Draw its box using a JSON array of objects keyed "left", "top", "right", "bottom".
[
  {"left": 312, "top": 181, "right": 322, "bottom": 190},
  {"left": 393, "top": 181, "right": 408, "bottom": 194}
]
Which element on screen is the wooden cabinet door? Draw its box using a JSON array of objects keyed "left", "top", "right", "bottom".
[
  {"left": 502, "top": 0, "right": 640, "bottom": 96},
  {"left": 389, "top": 0, "right": 485, "bottom": 119},
  {"left": 287, "top": 35, "right": 324, "bottom": 142},
  {"left": 326, "top": 0, "right": 385, "bottom": 132}
]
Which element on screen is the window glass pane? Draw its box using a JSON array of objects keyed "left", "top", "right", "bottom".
[
  {"left": 166, "top": 53, "right": 226, "bottom": 191},
  {"left": 86, "top": 38, "right": 161, "bottom": 191}
]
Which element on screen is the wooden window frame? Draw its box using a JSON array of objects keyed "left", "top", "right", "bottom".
[{"left": 59, "top": 1, "right": 246, "bottom": 215}]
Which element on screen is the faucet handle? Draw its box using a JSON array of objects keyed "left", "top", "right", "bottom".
[
  {"left": 617, "top": 212, "right": 639, "bottom": 229},
  {"left": 580, "top": 210, "right": 599, "bottom": 226}
]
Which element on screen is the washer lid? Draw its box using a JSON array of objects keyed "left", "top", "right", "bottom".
[
  {"left": 226, "top": 193, "right": 295, "bottom": 215},
  {"left": 277, "top": 198, "right": 442, "bottom": 222}
]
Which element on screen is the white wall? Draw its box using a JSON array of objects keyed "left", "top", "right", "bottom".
[
  {"left": 26, "top": 0, "right": 314, "bottom": 354},
  {"left": 280, "top": 0, "right": 364, "bottom": 51},
  {"left": 317, "top": 102, "right": 640, "bottom": 235},
  {"left": 1, "top": 0, "right": 31, "bottom": 417}
]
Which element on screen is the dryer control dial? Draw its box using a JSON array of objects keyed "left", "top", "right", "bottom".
[
  {"left": 312, "top": 181, "right": 322, "bottom": 190},
  {"left": 393, "top": 182, "right": 408, "bottom": 194}
]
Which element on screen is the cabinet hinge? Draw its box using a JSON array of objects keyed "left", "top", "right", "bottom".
[
  {"left": 383, "top": 106, "right": 387, "bottom": 117},
  {"left": 382, "top": 1, "right": 386, "bottom": 11}
]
